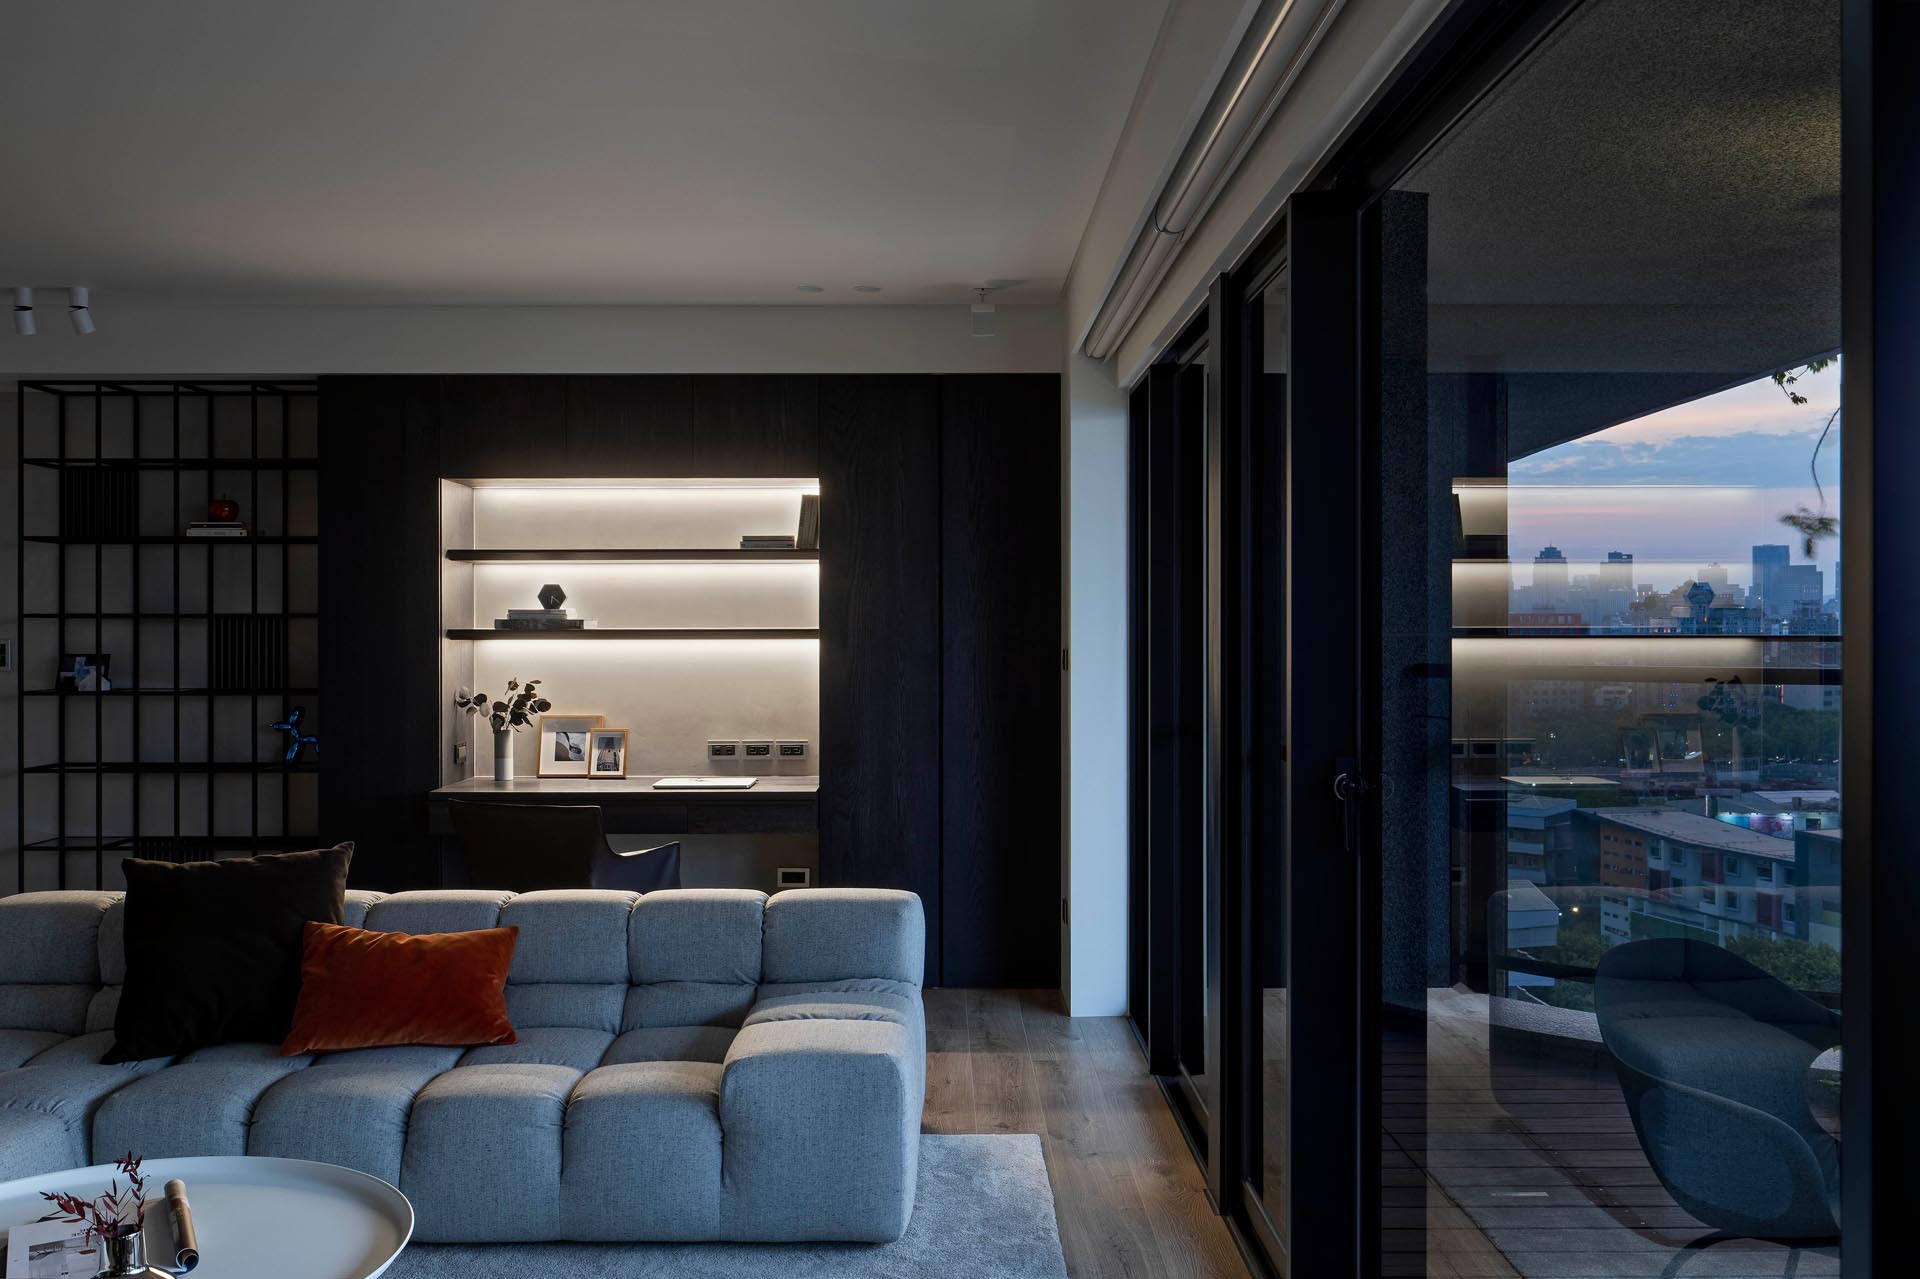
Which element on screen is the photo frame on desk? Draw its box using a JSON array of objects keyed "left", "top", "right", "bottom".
[
  {"left": 536, "top": 713, "right": 605, "bottom": 778},
  {"left": 589, "top": 729, "right": 629, "bottom": 779}
]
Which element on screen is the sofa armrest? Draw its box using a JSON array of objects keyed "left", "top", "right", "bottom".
[{"left": 717, "top": 1016, "right": 920, "bottom": 1242}]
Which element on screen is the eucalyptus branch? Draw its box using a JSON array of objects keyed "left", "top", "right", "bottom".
[{"left": 454, "top": 678, "right": 551, "bottom": 733}]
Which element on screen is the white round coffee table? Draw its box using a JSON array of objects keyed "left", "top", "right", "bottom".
[{"left": 0, "top": 1156, "right": 412, "bottom": 1279}]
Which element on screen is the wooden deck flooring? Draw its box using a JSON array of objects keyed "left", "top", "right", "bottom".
[
  {"left": 921, "top": 987, "right": 1248, "bottom": 1279},
  {"left": 1384, "top": 987, "right": 1840, "bottom": 1278}
]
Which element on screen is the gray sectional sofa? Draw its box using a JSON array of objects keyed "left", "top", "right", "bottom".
[{"left": 0, "top": 887, "right": 927, "bottom": 1243}]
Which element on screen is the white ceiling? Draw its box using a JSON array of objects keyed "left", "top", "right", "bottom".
[{"left": 0, "top": 1, "right": 1168, "bottom": 306}]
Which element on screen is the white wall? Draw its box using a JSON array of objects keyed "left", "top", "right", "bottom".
[
  {"left": 0, "top": 304, "right": 1063, "bottom": 377},
  {"left": 1062, "top": 350, "right": 1132, "bottom": 1015}
]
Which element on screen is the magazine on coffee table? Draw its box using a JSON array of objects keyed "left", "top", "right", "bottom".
[{"left": 2, "top": 1218, "right": 96, "bottom": 1279}]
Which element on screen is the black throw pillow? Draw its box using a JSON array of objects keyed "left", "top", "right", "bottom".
[{"left": 105, "top": 844, "right": 354, "bottom": 1063}]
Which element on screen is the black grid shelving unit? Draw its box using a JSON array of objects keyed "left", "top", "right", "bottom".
[{"left": 14, "top": 381, "right": 321, "bottom": 891}]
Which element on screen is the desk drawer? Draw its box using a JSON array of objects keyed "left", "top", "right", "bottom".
[
  {"left": 597, "top": 802, "right": 689, "bottom": 832},
  {"left": 685, "top": 802, "right": 816, "bottom": 835}
]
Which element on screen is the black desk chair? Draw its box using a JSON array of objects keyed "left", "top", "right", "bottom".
[{"left": 446, "top": 800, "right": 681, "bottom": 893}]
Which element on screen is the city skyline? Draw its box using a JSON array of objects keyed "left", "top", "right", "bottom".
[{"left": 1507, "top": 366, "right": 1842, "bottom": 578}]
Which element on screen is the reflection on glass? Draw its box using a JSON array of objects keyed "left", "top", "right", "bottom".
[
  {"left": 1377, "top": 0, "right": 1842, "bottom": 1273},
  {"left": 1253, "top": 269, "right": 1289, "bottom": 1241}
]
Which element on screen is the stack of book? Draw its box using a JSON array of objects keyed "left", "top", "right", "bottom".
[
  {"left": 796, "top": 493, "right": 821, "bottom": 550},
  {"left": 186, "top": 521, "right": 250, "bottom": 538},
  {"left": 741, "top": 534, "right": 797, "bottom": 551},
  {"left": 494, "top": 608, "right": 594, "bottom": 631}
]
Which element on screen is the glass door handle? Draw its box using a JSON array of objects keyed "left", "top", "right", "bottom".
[{"left": 1333, "top": 768, "right": 1369, "bottom": 853}]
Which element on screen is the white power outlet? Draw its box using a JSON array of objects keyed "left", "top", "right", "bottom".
[
  {"left": 708, "top": 740, "right": 742, "bottom": 761},
  {"left": 777, "top": 740, "right": 809, "bottom": 760},
  {"left": 742, "top": 741, "right": 774, "bottom": 759}
]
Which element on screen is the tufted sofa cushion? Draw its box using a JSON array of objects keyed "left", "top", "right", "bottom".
[{"left": 0, "top": 886, "right": 925, "bottom": 1243}]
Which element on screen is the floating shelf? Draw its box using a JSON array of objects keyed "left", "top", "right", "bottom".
[
  {"left": 447, "top": 548, "right": 819, "bottom": 563},
  {"left": 447, "top": 628, "right": 819, "bottom": 641}
]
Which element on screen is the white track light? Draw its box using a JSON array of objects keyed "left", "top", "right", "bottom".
[
  {"left": 970, "top": 288, "right": 996, "bottom": 339},
  {"left": 11, "top": 287, "right": 34, "bottom": 337},
  {"left": 69, "top": 286, "right": 94, "bottom": 335}
]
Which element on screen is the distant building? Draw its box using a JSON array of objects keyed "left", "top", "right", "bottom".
[
  {"left": 1601, "top": 550, "right": 1633, "bottom": 590},
  {"left": 1507, "top": 795, "right": 1576, "bottom": 884},
  {"left": 1584, "top": 807, "right": 1807, "bottom": 947},
  {"left": 1508, "top": 611, "right": 1581, "bottom": 635},
  {"left": 1775, "top": 564, "right": 1825, "bottom": 614},
  {"left": 1532, "top": 545, "right": 1569, "bottom": 604},
  {"left": 1787, "top": 598, "right": 1838, "bottom": 635},
  {"left": 1752, "top": 543, "right": 1791, "bottom": 613},
  {"left": 1781, "top": 684, "right": 1843, "bottom": 712}
]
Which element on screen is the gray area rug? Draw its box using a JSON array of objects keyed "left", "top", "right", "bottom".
[{"left": 384, "top": 1134, "right": 1066, "bottom": 1279}]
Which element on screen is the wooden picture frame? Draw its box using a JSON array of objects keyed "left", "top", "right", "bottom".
[
  {"left": 536, "top": 713, "right": 606, "bottom": 778},
  {"left": 589, "top": 729, "right": 629, "bottom": 779}
]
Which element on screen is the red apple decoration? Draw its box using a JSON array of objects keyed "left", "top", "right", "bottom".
[{"left": 208, "top": 497, "right": 239, "bottom": 522}]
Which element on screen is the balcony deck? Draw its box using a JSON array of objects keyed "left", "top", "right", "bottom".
[{"left": 1385, "top": 987, "right": 1839, "bottom": 1277}]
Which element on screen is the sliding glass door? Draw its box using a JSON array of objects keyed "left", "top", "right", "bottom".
[
  {"left": 1130, "top": 2, "right": 1916, "bottom": 1275},
  {"left": 1361, "top": 2, "right": 1847, "bottom": 1274}
]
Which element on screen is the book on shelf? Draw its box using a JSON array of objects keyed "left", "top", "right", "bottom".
[
  {"left": 185, "top": 521, "right": 250, "bottom": 538},
  {"left": 741, "top": 535, "right": 797, "bottom": 550},
  {"left": 493, "top": 617, "right": 593, "bottom": 630},
  {"left": 796, "top": 493, "right": 821, "bottom": 550},
  {"left": 505, "top": 608, "right": 572, "bottom": 619}
]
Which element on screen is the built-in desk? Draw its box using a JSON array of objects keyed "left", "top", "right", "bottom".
[{"left": 428, "top": 775, "right": 819, "bottom": 836}]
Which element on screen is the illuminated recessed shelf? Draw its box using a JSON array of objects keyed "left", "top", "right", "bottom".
[
  {"left": 446, "top": 549, "right": 818, "bottom": 563},
  {"left": 447, "top": 628, "right": 819, "bottom": 641}
]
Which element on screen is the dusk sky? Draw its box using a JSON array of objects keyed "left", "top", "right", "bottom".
[{"left": 1506, "top": 363, "right": 1842, "bottom": 590}]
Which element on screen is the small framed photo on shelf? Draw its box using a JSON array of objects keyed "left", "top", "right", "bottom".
[
  {"left": 536, "top": 713, "right": 605, "bottom": 778},
  {"left": 55, "top": 653, "right": 112, "bottom": 693},
  {"left": 589, "top": 729, "right": 629, "bottom": 779}
]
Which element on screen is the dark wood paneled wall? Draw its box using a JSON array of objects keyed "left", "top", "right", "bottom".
[
  {"left": 319, "top": 372, "right": 1059, "bottom": 986},
  {"left": 938, "top": 375, "right": 1063, "bottom": 988},
  {"left": 818, "top": 376, "right": 944, "bottom": 977},
  {"left": 319, "top": 376, "right": 445, "bottom": 889}
]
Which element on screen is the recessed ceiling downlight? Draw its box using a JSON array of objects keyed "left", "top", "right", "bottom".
[
  {"left": 852, "top": 285, "right": 882, "bottom": 293},
  {"left": 796, "top": 285, "right": 826, "bottom": 294}
]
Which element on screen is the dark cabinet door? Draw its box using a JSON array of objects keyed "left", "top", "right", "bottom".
[
  {"left": 565, "top": 376, "right": 694, "bottom": 477},
  {"left": 818, "top": 375, "right": 943, "bottom": 982},
  {"left": 317, "top": 376, "right": 443, "bottom": 889},
  {"left": 690, "top": 375, "right": 819, "bottom": 476},
  {"left": 437, "top": 376, "right": 568, "bottom": 478},
  {"left": 938, "top": 374, "right": 1063, "bottom": 987}
]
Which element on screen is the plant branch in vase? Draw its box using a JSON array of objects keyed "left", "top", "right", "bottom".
[
  {"left": 41, "top": 1151, "right": 166, "bottom": 1276},
  {"left": 456, "top": 679, "right": 551, "bottom": 782}
]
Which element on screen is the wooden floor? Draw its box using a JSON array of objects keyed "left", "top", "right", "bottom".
[{"left": 922, "top": 988, "right": 1248, "bottom": 1279}]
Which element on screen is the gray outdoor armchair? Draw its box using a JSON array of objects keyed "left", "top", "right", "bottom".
[{"left": 1594, "top": 938, "right": 1841, "bottom": 1271}]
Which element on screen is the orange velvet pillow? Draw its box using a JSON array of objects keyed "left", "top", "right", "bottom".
[{"left": 280, "top": 920, "right": 519, "bottom": 1056}]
